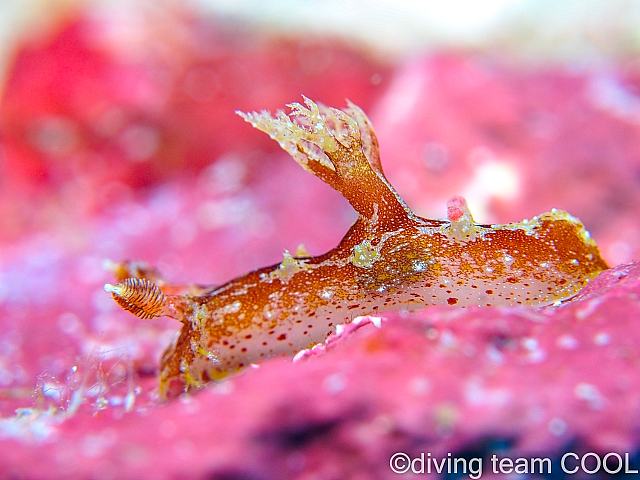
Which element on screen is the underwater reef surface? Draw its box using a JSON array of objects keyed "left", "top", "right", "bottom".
[{"left": 1, "top": 5, "right": 640, "bottom": 480}]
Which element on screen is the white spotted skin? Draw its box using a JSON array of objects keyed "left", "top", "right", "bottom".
[{"left": 157, "top": 212, "right": 605, "bottom": 396}]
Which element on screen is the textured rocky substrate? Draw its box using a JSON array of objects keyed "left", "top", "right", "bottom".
[{"left": 1, "top": 5, "right": 640, "bottom": 480}]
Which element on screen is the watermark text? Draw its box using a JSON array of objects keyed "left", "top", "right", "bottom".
[{"left": 389, "top": 452, "right": 638, "bottom": 477}]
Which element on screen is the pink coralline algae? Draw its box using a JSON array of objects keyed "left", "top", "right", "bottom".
[
  {"left": 2, "top": 263, "right": 640, "bottom": 479},
  {"left": 2, "top": 6, "right": 640, "bottom": 480},
  {"left": 0, "top": 8, "right": 388, "bottom": 243},
  {"left": 374, "top": 55, "right": 640, "bottom": 265}
]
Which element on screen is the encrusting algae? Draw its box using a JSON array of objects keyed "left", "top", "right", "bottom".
[{"left": 105, "top": 97, "right": 608, "bottom": 398}]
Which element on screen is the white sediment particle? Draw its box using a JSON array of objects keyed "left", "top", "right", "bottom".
[
  {"left": 323, "top": 373, "right": 347, "bottom": 394},
  {"left": 464, "top": 378, "right": 511, "bottom": 407},
  {"left": 124, "top": 390, "right": 136, "bottom": 413},
  {"left": 593, "top": 332, "right": 610, "bottom": 346},
  {"left": 556, "top": 334, "right": 579, "bottom": 349},
  {"left": 485, "top": 345, "right": 504, "bottom": 364},
  {"left": 439, "top": 330, "right": 456, "bottom": 349},
  {"left": 574, "top": 382, "right": 605, "bottom": 410},
  {"left": 522, "top": 337, "right": 546, "bottom": 363},
  {"left": 548, "top": 417, "right": 567, "bottom": 436}
]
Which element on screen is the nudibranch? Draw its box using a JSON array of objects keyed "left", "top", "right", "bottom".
[{"left": 105, "top": 97, "right": 608, "bottom": 397}]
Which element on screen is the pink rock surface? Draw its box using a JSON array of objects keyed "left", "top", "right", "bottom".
[
  {"left": 0, "top": 6, "right": 388, "bottom": 243},
  {"left": 2, "top": 5, "right": 640, "bottom": 480},
  {"left": 373, "top": 55, "right": 640, "bottom": 266},
  {"left": 2, "top": 264, "right": 640, "bottom": 479}
]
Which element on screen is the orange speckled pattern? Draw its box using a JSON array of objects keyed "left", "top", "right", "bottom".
[{"left": 107, "top": 97, "right": 608, "bottom": 397}]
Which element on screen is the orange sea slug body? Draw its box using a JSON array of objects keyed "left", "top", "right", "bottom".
[{"left": 106, "top": 97, "right": 608, "bottom": 397}]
